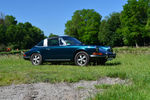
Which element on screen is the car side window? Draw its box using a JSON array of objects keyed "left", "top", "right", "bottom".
[
  {"left": 59, "top": 38, "right": 67, "bottom": 46},
  {"left": 59, "top": 39, "right": 63, "bottom": 45},
  {"left": 48, "top": 38, "right": 59, "bottom": 46}
]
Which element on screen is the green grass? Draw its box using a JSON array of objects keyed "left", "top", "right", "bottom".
[
  {"left": 77, "top": 86, "right": 85, "bottom": 89},
  {"left": 114, "top": 46, "right": 150, "bottom": 54},
  {"left": 0, "top": 48, "right": 150, "bottom": 99},
  {"left": 95, "top": 84, "right": 112, "bottom": 89}
]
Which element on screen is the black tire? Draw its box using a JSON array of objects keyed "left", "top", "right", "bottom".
[
  {"left": 74, "top": 51, "right": 89, "bottom": 66},
  {"left": 30, "top": 53, "right": 42, "bottom": 65}
]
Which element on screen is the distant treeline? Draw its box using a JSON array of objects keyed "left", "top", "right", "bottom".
[
  {"left": 65, "top": 0, "right": 150, "bottom": 47},
  {"left": 0, "top": 0, "right": 150, "bottom": 50},
  {"left": 0, "top": 15, "right": 45, "bottom": 50}
]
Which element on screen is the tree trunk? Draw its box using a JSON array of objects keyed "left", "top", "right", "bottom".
[{"left": 135, "top": 42, "right": 139, "bottom": 48}]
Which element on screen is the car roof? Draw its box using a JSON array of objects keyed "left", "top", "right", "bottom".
[
  {"left": 59, "top": 36, "right": 72, "bottom": 38},
  {"left": 48, "top": 36, "right": 72, "bottom": 39}
]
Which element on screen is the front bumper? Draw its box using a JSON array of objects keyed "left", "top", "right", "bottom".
[{"left": 90, "top": 53, "right": 116, "bottom": 61}]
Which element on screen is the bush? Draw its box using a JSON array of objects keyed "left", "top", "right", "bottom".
[
  {"left": 0, "top": 44, "right": 6, "bottom": 52},
  {"left": 113, "top": 47, "right": 150, "bottom": 54},
  {"left": 0, "top": 50, "right": 28, "bottom": 55}
]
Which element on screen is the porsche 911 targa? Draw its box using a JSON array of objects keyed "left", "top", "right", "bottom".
[{"left": 23, "top": 36, "right": 116, "bottom": 66}]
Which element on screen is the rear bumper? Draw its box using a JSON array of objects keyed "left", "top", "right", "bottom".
[{"left": 90, "top": 53, "right": 116, "bottom": 61}]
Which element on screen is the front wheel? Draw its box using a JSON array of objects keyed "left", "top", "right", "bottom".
[
  {"left": 74, "top": 51, "right": 89, "bottom": 66},
  {"left": 30, "top": 53, "right": 42, "bottom": 65}
]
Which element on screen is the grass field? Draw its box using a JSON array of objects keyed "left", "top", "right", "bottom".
[{"left": 0, "top": 48, "right": 150, "bottom": 100}]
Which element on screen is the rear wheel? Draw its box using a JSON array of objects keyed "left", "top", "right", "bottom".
[
  {"left": 74, "top": 51, "right": 89, "bottom": 66},
  {"left": 30, "top": 53, "right": 42, "bottom": 65}
]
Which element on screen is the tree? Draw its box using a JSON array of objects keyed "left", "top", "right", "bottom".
[
  {"left": 5, "top": 25, "right": 17, "bottom": 43},
  {"left": 5, "top": 15, "right": 17, "bottom": 26},
  {"left": 49, "top": 33, "right": 58, "bottom": 38},
  {"left": 145, "top": 0, "right": 150, "bottom": 45},
  {"left": 120, "top": 0, "right": 149, "bottom": 47},
  {"left": 0, "top": 13, "right": 45, "bottom": 49},
  {"left": 98, "top": 13, "right": 123, "bottom": 46},
  {"left": 0, "top": 24, "right": 6, "bottom": 44},
  {"left": 0, "top": 13, "right": 6, "bottom": 45},
  {"left": 0, "top": 13, "right": 5, "bottom": 25},
  {"left": 22, "top": 22, "right": 45, "bottom": 49},
  {"left": 146, "top": 1, "right": 150, "bottom": 29},
  {"left": 65, "top": 9, "right": 102, "bottom": 44}
]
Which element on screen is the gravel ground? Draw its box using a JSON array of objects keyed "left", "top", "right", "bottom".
[{"left": 0, "top": 77, "right": 127, "bottom": 100}]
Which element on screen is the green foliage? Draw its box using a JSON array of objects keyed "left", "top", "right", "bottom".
[
  {"left": 77, "top": 86, "right": 85, "bottom": 89},
  {"left": 65, "top": 9, "right": 102, "bottom": 44},
  {"left": 0, "top": 14, "right": 45, "bottom": 49},
  {"left": 99, "top": 13, "right": 123, "bottom": 46},
  {"left": 49, "top": 33, "right": 58, "bottom": 38},
  {"left": 95, "top": 84, "right": 112, "bottom": 89},
  {"left": 114, "top": 47, "right": 150, "bottom": 53},
  {"left": 106, "top": 72, "right": 127, "bottom": 79},
  {"left": 5, "top": 15, "right": 17, "bottom": 26},
  {"left": 0, "top": 49, "right": 28, "bottom": 55},
  {"left": 64, "top": 2, "right": 150, "bottom": 47},
  {"left": 145, "top": 0, "right": 150, "bottom": 40},
  {"left": 0, "top": 24, "right": 6, "bottom": 44},
  {"left": 0, "top": 44, "right": 6, "bottom": 52},
  {"left": 120, "top": 0, "right": 149, "bottom": 46}
]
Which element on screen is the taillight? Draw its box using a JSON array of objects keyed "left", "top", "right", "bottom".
[
  {"left": 92, "top": 52, "right": 103, "bottom": 55},
  {"left": 23, "top": 54, "right": 26, "bottom": 57}
]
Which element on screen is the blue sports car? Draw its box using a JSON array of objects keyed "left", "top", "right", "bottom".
[{"left": 23, "top": 36, "right": 116, "bottom": 66}]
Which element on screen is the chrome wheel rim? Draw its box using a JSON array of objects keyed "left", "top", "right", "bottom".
[
  {"left": 77, "top": 54, "right": 87, "bottom": 66},
  {"left": 32, "top": 55, "right": 40, "bottom": 65}
]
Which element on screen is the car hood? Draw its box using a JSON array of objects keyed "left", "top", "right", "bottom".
[
  {"left": 79, "top": 45, "right": 112, "bottom": 54},
  {"left": 82, "top": 45, "right": 110, "bottom": 50},
  {"left": 96, "top": 46, "right": 111, "bottom": 51}
]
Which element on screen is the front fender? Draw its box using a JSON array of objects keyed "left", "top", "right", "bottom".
[{"left": 73, "top": 47, "right": 96, "bottom": 58}]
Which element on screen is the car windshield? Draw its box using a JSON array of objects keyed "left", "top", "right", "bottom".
[
  {"left": 36, "top": 40, "right": 43, "bottom": 46},
  {"left": 62, "top": 37, "right": 82, "bottom": 46}
]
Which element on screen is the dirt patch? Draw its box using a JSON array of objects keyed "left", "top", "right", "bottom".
[{"left": 0, "top": 77, "right": 128, "bottom": 100}]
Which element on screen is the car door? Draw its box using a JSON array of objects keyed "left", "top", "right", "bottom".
[
  {"left": 57, "top": 38, "right": 77, "bottom": 60},
  {"left": 44, "top": 37, "right": 60, "bottom": 59},
  {"left": 44, "top": 37, "right": 77, "bottom": 61}
]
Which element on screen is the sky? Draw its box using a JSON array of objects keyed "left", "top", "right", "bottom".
[{"left": 0, "top": 0, "right": 128, "bottom": 36}]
